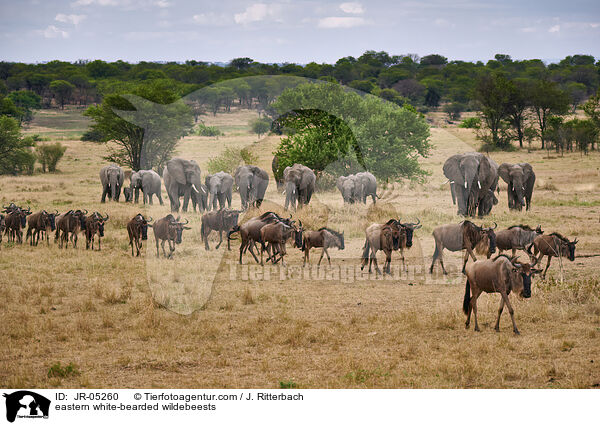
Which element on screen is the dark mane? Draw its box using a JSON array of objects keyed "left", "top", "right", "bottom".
[
  {"left": 550, "top": 232, "right": 570, "bottom": 243},
  {"left": 385, "top": 219, "right": 397, "bottom": 225},
  {"left": 508, "top": 224, "right": 533, "bottom": 231},
  {"left": 319, "top": 227, "right": 343, "bottom": 239},
  {"left": 493, "top": 253, "right": 514, "bottom": 262},
  {"left": 258, "top": 211, "right": 280, "bottom": 220}
]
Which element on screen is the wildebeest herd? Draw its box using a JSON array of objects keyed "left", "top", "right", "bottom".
[{"left": 1, "top": 152, "right": 582, "bottom": 334}]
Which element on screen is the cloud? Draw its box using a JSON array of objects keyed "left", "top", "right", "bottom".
[
  {"left": 520, "top": 27, "right": 536, "bottom": 33},
  {"left": 548, "top": 24, "right": 560, "bottom": 33},
  {"left": 55, "top": 13, "right": 86, "bottom": 25},
  {"left": 339, "top": 2, "right": 364, "bottom": 14},
  {"left": 317, "top": 16, "right": 366, "bottom": 28},
  {"left": 433, "top": 18, "right": 455, "bottom": 28},
  {"left": 193, "top": 13, "right": 231, "bottom": 26},
  {"left": 71, "top": 0, "right": 170, "bottom": 8},
  {"left": 41, "top": 25, "right": 70, "bottom": 38},
  {"left": 71, "top": 0, "right": 119, "bottom": 6},
  {"left": 234, "top": 3, "right": 281, "bottom": 25}
]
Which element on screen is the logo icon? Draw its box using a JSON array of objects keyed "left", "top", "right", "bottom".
[{"left": 3, "top": 391, "right": 50, "bottom": 423}]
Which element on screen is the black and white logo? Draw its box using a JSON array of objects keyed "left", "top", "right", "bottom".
[{"left": 3, "top": 391, "right": 50, "bottom": 423}]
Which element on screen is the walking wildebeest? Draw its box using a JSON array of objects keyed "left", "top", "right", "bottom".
[
  {"left": 153, "top": 214, "right": 191, "bottom": 258},
  {"left": 527, "top": 232, "right": 578, "bottom": 279},
  {"left": 360, "top": 219, "right": 402, "bottom": 275},
  {"left": 430, "top": 221, "right": 497, "bottom": 275},
  {"left": 396, "top": 219, "right": 422, "bottom": 273},
  {"left": 496, "top": 224, "right": 543, "bottom": 257},
  {"left": 55, "top": 210, "right": 87, "bottom": 249},
  {"left": 259, "top": 220, "right": 302, "bottom": 266},
  {"left": 85, "top": 212, "right": 109, "bottom": 251},
  {"left": 200, "top": 209, "right": 241, "bottom": 250},
  {"left": 302, "top": 227, "right": 345, "bottom": 266},
  {"left": 26, "top": 210, "right": 58, "bottom": 246},
  {"left": 3, "top": 206, "right": 31, "bottom": 244},
  {"left": 127, "top": 214, "right": 152, "bottom": 257},
  {"left": 230, "top": 212, "right": 292, "bottom": 264},
  {"left": 463, "top": 254, "right": 541, "bottom": 334}
]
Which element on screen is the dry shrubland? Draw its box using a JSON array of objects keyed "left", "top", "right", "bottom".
[{"left": 0, "top": 108, "right": 599, "bottom": 388}]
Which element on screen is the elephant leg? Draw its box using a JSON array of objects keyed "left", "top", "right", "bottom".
[
  {"left": 101, "top": 185, "right": 109, "bottom": 203},
  {"left": 182, "top": 192, "right": 190, "bottom": 212},
  {"left": 158, "top": 194, "right": 164, "bottom": 206}
]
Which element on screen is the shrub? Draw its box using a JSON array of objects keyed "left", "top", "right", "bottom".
[
  {"left": 47, "top": 362, "right": 80, "bottom": 378},
  {"left": 36, "top": 142, "right": 67, "bottom": 172},
  {"left": 207, "top": 147, "right": 259, "bottom": 175},
  {"left": 196, "top": 123, "right": 223, "bottom": 137},
  {"left": 80, "top": 128, "right": 104, "bottom": 142},
  {"left": 250, "top": 117, "right": 271, "bottom": 138},
  {"left": 0, "top": 116, "right": 37, "bottom": 175},
  {"left": 458, "top": 117, "right": 481, "bottom": 129},
  {"left": 443, "top": 102, "right": 464, "bottom": 121}
]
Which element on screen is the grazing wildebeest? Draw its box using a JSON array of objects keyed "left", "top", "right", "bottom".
[
  {"left": 200, "top": 209, "right": 241, "bottom": 250},
  {"left": 496, "top": 225, "right": 543, "bottom": 257},
  {"left": 85, "top": 212, "right": 109, "bottom": 251},
  {"left": 55, "top": 210, "right": 87, "bottom": 249},
  {"left": 26, "top": 210, "right": 58, "bottom": 246},
  {"left": 360, "top": 219, "right": 402, "bottom": 275},
  {"left": 153, "top": 214, "right": 191, "bottom": 258},
  {"left": 302, "top": 227, "right": 345, "bottom": 266},
  {"left": 259, "top": 220, "right": 302, "bottom": 266},
  {"left": 127, "top": 214, "right": 152, "bottom": 257},
  {"left": 3, "top": 206, "right": 31, "bottom": 244},
  {"left": 231, "top": 212, "right": 292, "bottom": 264},
  {"left": 463, "top": 255, "right": 541, "bottom": 334},
  {"left": 528, "top": 232, "right": 578, "bottom": 279},
  {"left": 430, "top": 221, "right": 497, "bottom": 275}
]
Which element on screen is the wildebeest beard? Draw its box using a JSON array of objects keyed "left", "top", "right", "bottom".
[
  {"left": 404, "top": 227, "right": 414, "bottom": 248},
  {"left": 521, "top": 273, "right": 532, "bottom": 298},
  {"left": 141, "top": 223, "right": 148, "bottom": 240},
  {"left": 487, "top": 231, "right": 497, "bottom": 254}
]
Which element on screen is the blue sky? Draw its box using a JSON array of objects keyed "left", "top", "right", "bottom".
[{"left": 1, "top": 0, "right": 599, "bottom": 63}]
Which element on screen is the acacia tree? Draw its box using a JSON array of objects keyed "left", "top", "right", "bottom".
[
  {"left": 474, "top": 73, "right": 511, "bottom": 149},
  {"left": 505, "top": 79, "right": 531, "bottom": 148},
  {"left": 270, "top": 82, "right": 431, "bottom": 182},
  {"left": 531, "top": 80, "right": 570, "bottom": 149},
  {"left": 84, "top": 81, "right": 193, "bottom": 171},
  {"left": 50, "top": 80, "right": 75, "bottom": 109}
]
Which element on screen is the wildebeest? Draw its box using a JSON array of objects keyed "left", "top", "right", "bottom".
[
  {"left": 231, "top": 212, "right": 292, "bottom": 264},
  {"left": 127, "top": 214, "right": 152, "bottom": 257},
  {"left": 55, "top": 210, "right": 87, "bottom": 249},
  {"left": 430, "top": 221, "right": 497, "bottom": 274},
  {"left": 528, "top": 232, "right": 578, "bottom": 279},
  {"left": 0, "top": 214, "right": 4, "bottom": 246},
  {"left": 396, "top": 219, "right": 422, "bottom": 273},
  {"left": 153, "top": 214, "right": 191, "bottom": 258},
  {"left": 259, "top": 220, "right": 302, "bottom": 266},
  {"left": 463, "top": 255, "right": 541, "bottom": 334},
  {"left": 3, "top": 205, "right": 31, "bottom": 244},
  {"left": 302, "top": 227, "right": 345, "bottom": 266},
  {"left": 360, "top": 219, "right": 402, "bottom": 275},
  {"left": 26, "top": 210, "right": 58, "bottom": 246},
  {"left": 496, "top": 225, "right": 543, "bottom": 257},
  {"left": 84, "top": 212, "right": 109, "bottom": 251},
  {"left": 200, "top": 209, "right": 241, "bottom": 250}
]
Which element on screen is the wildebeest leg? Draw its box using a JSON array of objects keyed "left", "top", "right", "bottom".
[
  {"left": 324, "top": 247, "right": 331, "bottom": 266},
  {"left": 494, "top": 297, "right": 505, "bottom": 332},
  {"left": 399, "top": 248, "right": 406, "bottom": 273},
  {"left": 501, "top": 292, "right": 519, "bottom": 334},
  {"left": 216, "top": 231, "right": 223, "bottom": 250},
  {"left": 470, "top": 290, "right": 482, "bottom": 332},
  {"left": 303, "top": 245, "right": 309, "bottom": 266},
  {"left": 161, "top": 240, "right": 168, "bottom": 258},
  {"left": 239, "top": 241, "right": 245, "bottom": 264},
  {"left": 98, "top": 235, "right": 101, "bottom": 251},
  {"left": 317, "top": 248, "right": 325, "bottom": 266},
  {"left": 462, "top": 248, "right": 476, "bottom": 274},
  {"left": 543, "top": 256, "right": 552, "bottom": 279},
  {"left": 248, "top": 242, "right": 260, "bottom": 263}
]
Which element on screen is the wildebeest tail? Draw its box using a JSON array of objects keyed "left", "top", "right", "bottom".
[
  {"left": 200, "top": 220, "right": 205, "bottom": 242},
  {"left": 463, "top": 279, "right": 471, "bottom": 315},
  {"left": 227, "top": 225, "right": 240, "bottom": 240},
  {"left": 361, "top": 239, "right": 370, "bottom": 260},
  {"left": 301, "top": 236, "right": 306, "bottom": 252}
]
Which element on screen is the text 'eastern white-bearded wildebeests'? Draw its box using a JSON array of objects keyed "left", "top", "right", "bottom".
[
  {"left": 528, "top": 232, "right": 578, "bottom": 279},
  {"left": 496, "top": 224, "right": 543, "bottom": 257},
  {"left": 463, "top": 255, "right": 541, "bottom": 334},
  {"left": 153, "top": 214, "right": 191, "bottom": 258},
  {"left": 200, "top": 208, "right": 241, "bottom": 250},
  {"left": 127, "top": 214, "right": 152, "bottom": 257},
  {"left": 430, "top": 220, "right": 497, "bottom": 274}
]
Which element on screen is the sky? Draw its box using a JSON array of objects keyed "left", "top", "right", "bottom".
[{"left": 0, "top": 0, "right": 599, "bottom": 64}]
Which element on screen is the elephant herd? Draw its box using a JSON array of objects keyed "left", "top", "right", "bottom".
[{"left": 443, "top": 152, "right": 535, "bottom": 216}]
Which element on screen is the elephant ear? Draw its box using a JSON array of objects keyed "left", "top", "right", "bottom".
[
  {"left": 283, "top": 166, "right": 292, "bottom": 180},
  {"left": 520, "top": 163, "right": 536, "bottom": 189},
  {"left": 205, "top": 175, "right": 211, "bottom": 187},
  {"left": 117, "top": 167, "right": 124, "bottom": 185},
  {"left": 443, "top": 155, "right": 464, "bottom": 186},
  {"left": 498, "top": 163, "right": 512, "bottom": 184},
  {"left": 167, "top": 158, "right": 187, "bottom": 186},
  {"left": 336, "top": 176, "right": 346, "bottom": 191},
  {"left": 234, "top": 166, "right": 243, "bottom": 182}
]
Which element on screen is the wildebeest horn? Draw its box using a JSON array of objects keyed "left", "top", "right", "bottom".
[
  {"left": 573, "top": 238, "right": 578, "bottom": 244},
  {"left": 54, "top": 210, "right": 59, "bottom": 215},
  {"left": 83, "top": 209, "right": 88, "bottom": 215},
  {"left": 191, "top": 184, "right": 200, "bottom": 194},
  {"left": 147, "top": 216, "right": 153, "bottom": 223},
  {"left": 182, "top": 218, "right": 189, "bottom": 225},
  {"left": 298, "top": 220, "right": 302, "bottom": 228},
  {"left": 103, "top": 213, "right": 109, "bottom": 221}
]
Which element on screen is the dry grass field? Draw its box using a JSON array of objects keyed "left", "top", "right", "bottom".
[{"left": 1, "top": 107, "right": 599, "bottom": 389}]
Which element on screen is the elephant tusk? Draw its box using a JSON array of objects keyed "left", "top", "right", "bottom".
[
  {"left": 282, "top": 189, "right": 286, "bottom": 195},
  {"left": 464, "top": 182, "right": 468, "bottom": 188},
  {"left": 442, "top": 179, "right": 449, "bottom": 184},
  {"left": 477, "top": 181, "right": 481, "bottom": 189},
  {"left": 201, "top": 186, "right": 207, "bottom": 194},
  {"left": 191, "top": 184, "right": 200, "bottom": 194}
]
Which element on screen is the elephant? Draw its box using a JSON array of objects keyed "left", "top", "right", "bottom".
[
  {"left": 336, "top": 174, "right": 359, "bottom": 203},
  {"left": 100, "top": 164, "right": 125, "bottom": 203},
  {"left": 283, "top": 163, "right": 316, "bottom": 210},
  {"left": 130, "top": 169, "right": 164, "bottom": 205},
  {"left": 272, "top": 156, "right": 284, "bottom": 191},
  {"left": 163, "top": 158, "right": 204, "bottom": 212},
  {"left": 235, "top": 165, "right": 269, "bottom": 209},
  {"left": 498, "top": 163, "right": 535, "bottom": 211},
  {"left": 205, "top": 171, "right": 234, "bottom": 210},
  {"left": 355, "top": 171, "right": 378, "bottom": 204},
  {"left": 190, "top": 183, "right": 209, "bottom": 212},
  {"left": 443, "top": 152, "right": 498, "bottom": 217}
]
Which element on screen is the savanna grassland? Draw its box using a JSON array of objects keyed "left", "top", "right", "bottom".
[{"left": 1, "top": 106, "right": 600, "bottom": 389}]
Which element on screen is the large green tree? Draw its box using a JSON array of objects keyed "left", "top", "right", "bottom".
[
  {"left": 0, "top": 116, "right": 36, "bottom": 175},
  {"left": 84, "top": 81, "right": 194, "bottom": 171},
  {"left": 531, "top": 80, "right": 570, "bottom": 149},
  {"left": 474, "top": 73, "right": 511, "bottom": 149}
]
